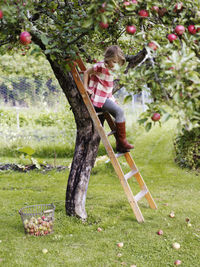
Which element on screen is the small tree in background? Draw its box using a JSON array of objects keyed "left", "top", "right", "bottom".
[{"left": 0, "top": 0, "right": 199, "bottom": 219}]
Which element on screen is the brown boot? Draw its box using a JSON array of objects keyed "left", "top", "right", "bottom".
[{"left": 115, "top": 122, "right": 134, "bottom": 153}]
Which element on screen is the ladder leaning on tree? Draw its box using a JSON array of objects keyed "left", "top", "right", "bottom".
[{"left": 70, "top": 56, "right": 157, "bottom": 223}]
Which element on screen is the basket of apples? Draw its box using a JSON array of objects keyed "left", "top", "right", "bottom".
[{"left": 19, "top": 203, "right": 55, "bottom": 236}]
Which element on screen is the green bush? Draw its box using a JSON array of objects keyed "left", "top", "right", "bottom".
[{"left": 174, "top": 128, "right": 200, "bottom": 171}]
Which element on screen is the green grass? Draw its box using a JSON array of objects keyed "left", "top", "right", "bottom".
[{"left": 0, "top": 120, "right": 199, "bottom": 267}]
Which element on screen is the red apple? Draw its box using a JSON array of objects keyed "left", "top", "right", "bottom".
[
  {"left": 20, "top": 31, "right": 32, "bottom": 45},
  {"left": 117, "top": 242, "right": 124, "bottom": 248},
  {"left": 157, "top": 229, "right": 163, "bottom": 235},
  {"left": 175, "top": 25, "right": 185, "bottom": 35},
  {"left": 99, "top": 22, "right": 109, "bottom": 29},
  {"left": 138, "top": 9, "right": 149, "bottom": 17},
  {"left": 152, "top": 113, "right": 161, "bottom": 121},
  {"left": 152, "top": 6, "right": 159, "bottom": 13},
  {"left": 148, "top": 42, "right": 158, "bottom": 50},
  {"left": 123, "top": 1, "right": 130, "bottom": 7},
  {"left": 174, "top": 2, "right": 183, "bottom": 12},
  {"left": 0, "top": 10, "right": 3, "bottom": 19},
  {"left": 174, "top": 260, "right": 181, "bottom": 265},
  {"left": 188, "top": 25, "right": 196, "bottom": 34},
  {"left": 97, "top": 227, "right": 102, "bottom": 232},
  {"left": 167, "top": 33, "right": 177, "bottom": 42},
  {"left": 93, "top": 59, "right": 97, "bottom": 63},
  {"left": 126, "top": 25, "right": 136, "bottom": 35}
]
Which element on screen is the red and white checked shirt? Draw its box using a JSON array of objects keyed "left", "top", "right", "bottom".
[{"left": 88, "top": 61, "right": 116, "bottom": 108}]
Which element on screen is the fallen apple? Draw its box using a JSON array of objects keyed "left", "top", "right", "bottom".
[
  {"left": 97, "top": 227, "right": 102, "bottom": 232},
  {"left": 138, "top": 9, "right": 149, "bottom": 17},
  {"left": 148, "top": 42, "right": 158, "bottom": 51},
  {"left": 174, "top": 259, "right": 181, "bottom": 265},
  {"left": 169, "top": 212, "right": 175, "bottom": 218},
  {"left": 157, "top": 229, "right": 163, "bottom": 235},
  {"left": 99, "top": 22, "right": 109, "bottom": 29},
  {"left": 42, "top": 248, "right": 48, "bottom": 254},
  {"left": 172, "top": 242, "right": 181, "bottom": 250},
  {"left": 117, "top": 242, "right": 124, "bottom": 248}
]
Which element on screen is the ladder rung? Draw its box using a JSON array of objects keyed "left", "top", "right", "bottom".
[
  {"left": 105, "top": 152, "right": 125, "bottom": 163},
  {"left": 124, "top": 169, "right": 139, "bottom": 180},
  {"left": 135, "top": 188, "right": 148, "bottom": 202},
  {"left": 107, "top": 130, "right": 116, "bottom": 137}
]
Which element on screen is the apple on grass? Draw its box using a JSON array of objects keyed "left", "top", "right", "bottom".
[
  {"left": 117, "top": 242, "right": 124, "bottom": 248},
  {"left": 172, "top": 242, "right": 180, "bottom": 250},
  {"left": 126, "top": 25, "right": 136, "bottom": 35},
  {"left": 174, "top": 260, "right": 181, "bottom": 265},
  {"left": 157, "top": 229, "right": 163, "bottom": 235}
]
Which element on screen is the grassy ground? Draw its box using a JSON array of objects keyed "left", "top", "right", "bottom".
[{"left": 0, "top": 120, "right": 199, "bottom": 267}]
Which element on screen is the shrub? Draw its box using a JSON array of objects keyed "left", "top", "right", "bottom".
[{"left": 174, "top": 128, "right": 200, "bottom": 171}]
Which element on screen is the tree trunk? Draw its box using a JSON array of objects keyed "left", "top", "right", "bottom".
[{"left": 47, "top": 59, "right": 101, "bottom": 219}]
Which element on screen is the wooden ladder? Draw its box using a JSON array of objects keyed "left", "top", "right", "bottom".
[{"left": 70, "top": 56, "right": 157, "bottom": 223}]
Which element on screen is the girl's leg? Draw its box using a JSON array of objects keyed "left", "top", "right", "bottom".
[
  {"left": 101, "top": 98, "right": 125, "bottom": 122},
  {"left": 102, "top": 99, "right": 133, "bottom": 152}
]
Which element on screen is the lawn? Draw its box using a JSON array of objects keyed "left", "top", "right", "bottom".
[{"left": 0, "top": 119, "right": 199, "bottom": 267}]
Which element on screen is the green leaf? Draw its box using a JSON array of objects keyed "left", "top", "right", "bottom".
[
  {"left": 82, "top": 18, "right": 93, "bottom": 28},
  {"left": 138, "top": 118, "right": 148, "bottom": 125},
  {"left": 41, "top": 34, "right": 49, "bottom": 46},
  {"left": 187, "top": 71, "right": 200, "bottom": 84},
  {"left": 17, "top": 146, "right": 35, "bottom": 156},
  {"left": 123, "top": 95, "right": 132, "bottom": 104},
  {"left": 145, "top": 122, "right": 152, "bottom": 132},
  {"left": 125, "top": 4, "right": 136, "bottom": 11}
]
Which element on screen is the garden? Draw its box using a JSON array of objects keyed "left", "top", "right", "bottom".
[{"left": 0, "top": 0, "right": 200, "bottom": 266}]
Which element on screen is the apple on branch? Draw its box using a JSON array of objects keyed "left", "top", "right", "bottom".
[
  {"left": 126, "top": 25, "right": 136, "bottom": 35},
  {"left": 0, "top": 10, "right": 3, "bottom": 19},
  {"left": 138, "top": 9, "right": 149, "bottom": 17},
  {"left": 151, "top": 113, "right": 161, "bottom": 121},
  {"left": 175, "top": 25, "right": 185, "bottom": 35},
  {"left": 99, "top": 22, "right": 109, "bottom": 29},
  {"left": 188, "top": 25, "right": 196, "bottom": 34},
  {"left": 152, "top": 6, "right": 159, "bottom": 13},
  {"left": 20, "top": 31, "right": 32, "bottom": 45},
  {"left": 148, "top": 42, "right": 158, "bottom": 50},
  {"left": 167, "top": 34, "right": 177, "bottom": 42}
]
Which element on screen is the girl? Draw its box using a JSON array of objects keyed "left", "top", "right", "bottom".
[{"left": 83, "top": 45, "right": 133, "bottom": 153}]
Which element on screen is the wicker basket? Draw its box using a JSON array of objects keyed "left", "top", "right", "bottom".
[{"left": 19, "top": 203, "right": 55, "bottom": 236}]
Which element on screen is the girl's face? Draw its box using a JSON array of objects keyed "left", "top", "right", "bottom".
[{"left": 106, "top": 56, "right": 118, "bottom": 70}]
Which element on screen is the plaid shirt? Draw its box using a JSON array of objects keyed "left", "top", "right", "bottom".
[{"left": 88, "top": 61, "right": 115, "bottom": 108}]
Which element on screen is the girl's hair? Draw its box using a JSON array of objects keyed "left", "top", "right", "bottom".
[{"left": 104, "top": 45, "right": 126, "bottom": 66}]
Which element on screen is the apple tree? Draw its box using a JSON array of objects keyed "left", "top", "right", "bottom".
[{"left": 0, "top": 0, "right": 199, "bottom": 220}]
